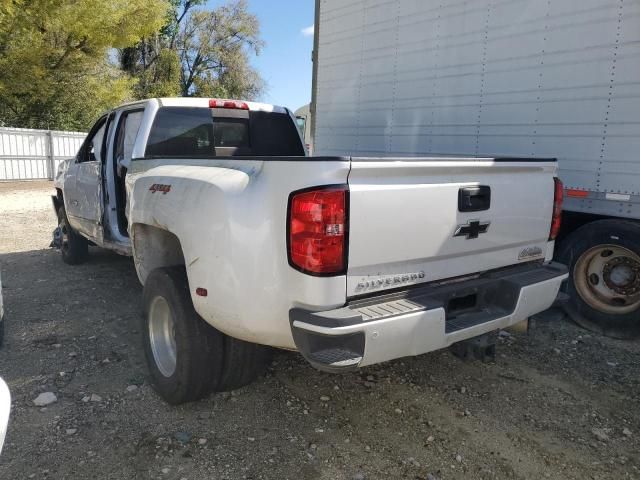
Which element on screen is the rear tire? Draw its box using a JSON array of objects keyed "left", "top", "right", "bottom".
[
  {"left": 218, "top": 336, "right": 271, "bottom": 392},
  {"left": 142, "top": 267, "right": 269, "bottom": 404},
  {"left": 557, "top": 219, "right": 640, "bottom": 339},
  {"left": 142, "top": 267, "right": 224, "bottom": 404},
  {"left": 57, "top": 206, "right": 88, "bottom": 265}
]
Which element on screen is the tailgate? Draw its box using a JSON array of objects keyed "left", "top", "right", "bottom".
[{"left": 346, "top": 157, "right": 557, "bottom": 297}]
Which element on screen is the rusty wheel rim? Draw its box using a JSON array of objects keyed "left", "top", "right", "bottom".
[{"left": 574, "top": 244, "right": 640, "bottom": 315}]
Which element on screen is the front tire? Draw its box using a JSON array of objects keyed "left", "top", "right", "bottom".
[
  {"left": 142, "top": 267, "right": 269, "bottom": 405},
  {"left": 557, "top": 219, "right": 640, "bottom": 339},
  {"left": 57, "top": 206, "right": 88, "bottom": 265}
]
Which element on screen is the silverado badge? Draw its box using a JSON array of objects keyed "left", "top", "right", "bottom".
[{"left": 518, "top": 246, "right": 544, "bottom": 261}]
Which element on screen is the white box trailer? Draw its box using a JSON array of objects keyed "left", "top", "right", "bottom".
[
  {"left": 311, "top": 0, "right": 640, "bottom": 338},
  {"left": 294, "top": 103, "right": 313, "bottom": 153}
]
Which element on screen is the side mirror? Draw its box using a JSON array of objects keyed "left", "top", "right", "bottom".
[{"left": 0, "top": 377, "right": 10, "bottom": 454}]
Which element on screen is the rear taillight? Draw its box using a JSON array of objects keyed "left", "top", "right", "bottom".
[
  {"left": 549, "top": 177, "right": 563, "bottom": 240},
  {"left": 288, "top": 186, "right": 348, "bottom": 275}
]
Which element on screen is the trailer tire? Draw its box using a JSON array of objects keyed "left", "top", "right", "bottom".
[
  {"left": 57, "top": 206, "right": 88, "bottom": 265},
  {"left": 557, "top": 220, "right": 640, "bottom": 339}
]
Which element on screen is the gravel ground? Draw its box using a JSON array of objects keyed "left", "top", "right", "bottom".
[{"left": 0, "top": 180, "right": 638, "bottom": 480}]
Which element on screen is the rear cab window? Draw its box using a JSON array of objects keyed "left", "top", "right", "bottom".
[{"left": 144, "top": 107, "right": 305, "bottom": 158}]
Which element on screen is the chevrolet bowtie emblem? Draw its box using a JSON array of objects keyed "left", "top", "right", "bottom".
[{"left": 454, "top": 220, "right": 490, "bottom": 239}]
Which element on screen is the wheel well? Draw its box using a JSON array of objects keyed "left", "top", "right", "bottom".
[
  {"left": 54, "top": 188, "right": 64, "bottom": 211},
  {"left": 557, "top": 210, "right": 639, "bottom": 244},
  {"left": 131, "top": 224, "right": 186, "bottom": 285}
]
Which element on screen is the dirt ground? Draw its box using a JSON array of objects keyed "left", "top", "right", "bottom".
[{"left": 0, "top": 180, "right": 638, "bottom": 480}]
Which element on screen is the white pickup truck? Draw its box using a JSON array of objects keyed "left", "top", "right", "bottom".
[{"left": 53, "top": 97, "right": 568, "bottom": 404}]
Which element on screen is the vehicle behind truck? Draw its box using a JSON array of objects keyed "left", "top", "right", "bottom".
[
  {"left": 310, "top": 0, "right": 640, "bottom": 338},
  {"left": 53, "top": 97, "right": 566, "bottom": 404}
]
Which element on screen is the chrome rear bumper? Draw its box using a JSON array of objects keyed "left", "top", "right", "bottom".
[{"left": 290, "top": 262, "right": 568, "bottom": 372}]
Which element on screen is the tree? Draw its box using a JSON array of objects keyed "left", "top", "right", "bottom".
[
  {"left": 118, "top": 0, "right": 195, "bottom": 99},
  {"left": 121, "top": 43, "right": 182, "bottom": 98},
  {"left": 0, "top": 0, "right": 168, "bottom": 130},
  {"left": 177, "top": 1, "right": 264, "bottom": 97},
  {"left": 121, "top": 0, "right": 264, "bottom": 100}
]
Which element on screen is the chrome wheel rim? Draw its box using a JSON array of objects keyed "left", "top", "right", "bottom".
[
  {"left": 574, "top": 244, "right": 640, "bottom": 315},
  {"left": 148, "top": 296, "right": 177, "bottom": 377}
]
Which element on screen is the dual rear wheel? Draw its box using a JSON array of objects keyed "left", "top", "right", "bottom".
[
  {"left": 56, "top": 209, "right": 270, "bottom": 404},
  {"left": 142, "top": 267, "right": 270, "bottom": 405}
]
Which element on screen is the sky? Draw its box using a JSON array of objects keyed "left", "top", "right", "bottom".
[{"left": 207, "top": 0, "right": 315, "bottom": 112}]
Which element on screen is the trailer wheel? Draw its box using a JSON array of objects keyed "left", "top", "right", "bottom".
[
  {"left": 57, "top": 206, "right": 88, "bottom": 265},
  {"left": 557, "top": 220, "right": 640, "bottom": 339}
]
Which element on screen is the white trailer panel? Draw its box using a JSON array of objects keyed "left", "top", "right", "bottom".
[{"left": 312, "top": 0, "right": 640, "bottom": 219}]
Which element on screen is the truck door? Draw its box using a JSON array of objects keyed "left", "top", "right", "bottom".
[
  {"left": 111, "top": 108, "right": 144, "bottom": 236},
  {"left": 63, "top": 115, "right": 107, "bottom": 242}
]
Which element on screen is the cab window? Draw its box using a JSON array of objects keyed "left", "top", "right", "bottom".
[
  {"left": 114, "top": 109, "right": 144, "bottom": 169},
  {"left": 79, "top": 116, "right": 107, "bottom": 163}
]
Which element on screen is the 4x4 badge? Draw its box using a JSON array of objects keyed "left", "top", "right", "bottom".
[
  {"left": 454, "top": 220, "right": 490, "bottom": 239},
  {"left": 149, "top": 183, "right": 171, "bottom": 194}
]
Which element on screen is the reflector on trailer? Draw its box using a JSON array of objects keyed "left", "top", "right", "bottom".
[{"left": 566, "top": 189, "right": 589, "bottom": 198}]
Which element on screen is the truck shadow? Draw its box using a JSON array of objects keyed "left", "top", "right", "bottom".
[{"left": 0, "top": 246, "right": 140, "bottom": 359}]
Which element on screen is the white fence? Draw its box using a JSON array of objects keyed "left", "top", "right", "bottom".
[{"left": 0, "top": 127, "right": 86, "bottom": 181}]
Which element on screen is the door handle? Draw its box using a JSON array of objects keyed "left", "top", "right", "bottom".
[
  {"left": 458, "top": 186, "right": 491, "bottom": 212},
  {"left": 71, "top": 200, "right": 79, "bottom": 207}
]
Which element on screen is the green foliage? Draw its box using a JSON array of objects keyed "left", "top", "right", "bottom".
[
  {"left": 122, "top": 0, "right": 264, "bottom": 101},
  {"left": 0, "top": 0, "right": 265, "bottom": 130},
  {"left": 177, "top": 1, "right": 264, "bottom": 98},
  {"left": 0, "top": 0, "right": 168, "bottom": 130},
  {"left": 126, "top": 47, "right": 182, "bottom": 99}
]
